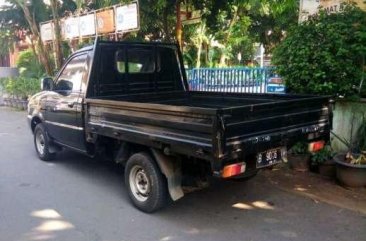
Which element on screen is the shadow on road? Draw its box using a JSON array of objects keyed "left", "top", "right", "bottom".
[
  {"left": 54, "top": 150, "right": 276, "bottom": 211},
  {"left": 53, "top": 150, "right": 283, "bottom": 216}
]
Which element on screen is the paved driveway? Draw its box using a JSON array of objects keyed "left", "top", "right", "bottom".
[{"left": 0, "top": 107, "right": 365, "bottom": 241}]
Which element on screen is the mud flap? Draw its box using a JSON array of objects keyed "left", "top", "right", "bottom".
[{"left": 151, "top": 149, "right": 184, "bottom": 201}]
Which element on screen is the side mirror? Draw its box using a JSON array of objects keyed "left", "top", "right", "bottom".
[{"left": 41, "top": 77, "right": 54, "bottom": 91}]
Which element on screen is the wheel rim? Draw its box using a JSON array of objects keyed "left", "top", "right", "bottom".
[
  {"left": 129, "top": 165, "right": 150, "bottom": 202},
  {"left": 35, "top": 131, "right": 45, "bottom": 155}
]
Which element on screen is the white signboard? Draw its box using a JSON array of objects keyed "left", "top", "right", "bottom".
[
  {"left": 299, "top": 0, "right": 345, "bottom": 22},
  {"left": 64, "top": 17, "right": 79, "bottom": 39},
  {"left": 79, "top": 14, "right": 96, "bottom": 36},
  {"left": 115, "top": 3, "right": 139, "bottom": 32},
  {"left": 299, "top": 0, "right": 319, "bottom": 22},
  {"left": 40, "top": 1, "right": 142, "bottom": 40},
  {"left": 40, "top": 22, "right": 54, "bottom": 42}
]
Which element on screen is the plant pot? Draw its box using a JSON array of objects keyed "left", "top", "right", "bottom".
[
  {"left": 288, "top": 154, "right": 310, "bottom": 172},
  {"left": 334, "top": 154, "right": 366, "bottom": 187},
  {"left": 318, "top": 159, "right": 336, "bottom": 178}
]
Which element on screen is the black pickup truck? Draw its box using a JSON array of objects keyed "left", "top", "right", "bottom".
[{"left": 27, "top": 40, "right": 332, "bottom": 212}]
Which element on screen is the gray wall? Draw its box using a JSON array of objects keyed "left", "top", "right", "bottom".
[
  {"left": 331, "top": 100, "right": 366, "bottom": 152},
  {"left": 0, "top": 67, "right": 19, "bottom": 78}
]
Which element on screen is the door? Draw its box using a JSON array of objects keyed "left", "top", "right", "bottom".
[{"left": 44, "top": 54, "right": 89, "bottom": 151}]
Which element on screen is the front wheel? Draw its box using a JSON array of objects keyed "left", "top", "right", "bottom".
[
  {"left": 34, "top": 123, "right": 56, "bottom": 161},
  {"left": 125, "top": 152, "right": 168, "bottom": 213}
]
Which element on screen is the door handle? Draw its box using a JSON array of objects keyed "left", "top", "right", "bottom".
[{"left": 67, "top": 102, "right": 75, "bottom": 108}]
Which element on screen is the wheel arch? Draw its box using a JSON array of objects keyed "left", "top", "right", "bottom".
[
  {"left": 150, "top": 148, "right": 184, "bottom": 201},
  {"left": 115, "top": 143, "right": 184, "bottom": 202},
  {"left": 31, "top": 116, "right": 43, "bottom": 133}
]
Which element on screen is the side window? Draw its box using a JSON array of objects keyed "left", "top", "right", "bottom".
[{"left": 54, "top": 55, "right": 88, "bottom": 94}]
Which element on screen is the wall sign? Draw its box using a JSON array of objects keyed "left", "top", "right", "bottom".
[
  {"left": 40, "top": 22, "right": 54, "bottom": 42},
  {"left": 115, "top": 2, "right": 139, "bottom": 32},
  {"left": 79, "top": 14, "right": 96, "bottom": 36},
  {"left": 96, "top": 9, "right": 115, "bottom": 34},
  {"left": 64, "top": 17, "right": 79, "bottom": 39},
  {"left": 40, "top": 1, "right": 140, "bottom": 41},
  {"left": 300, "top": 0, "right": 366, "bottom": 22}
]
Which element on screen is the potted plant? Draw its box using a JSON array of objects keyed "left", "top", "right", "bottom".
[
  {"left": 288, "top": 141, "right": 311, "bottom": 172},
  {"left": 311, "top": 145, "right": 336, "bottom": 178},
  {"left": 333, "top": 117, "right": 366, "bottom": 187}
]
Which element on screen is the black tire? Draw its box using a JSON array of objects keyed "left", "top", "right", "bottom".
[
  {"left": 125, "top": 152, "right": 168, "bottom": 213},
  {"left": 34, "top": 123, "right": 56, "bottom": 161}
]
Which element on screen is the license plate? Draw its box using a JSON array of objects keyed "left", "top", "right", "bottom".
[{"left": 256, "top": 147, "right": 284, "bottom": 168}]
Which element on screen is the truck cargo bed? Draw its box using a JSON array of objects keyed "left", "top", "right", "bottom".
[{"left": 86, "top": 91, "right": 331, "bottom": 172}]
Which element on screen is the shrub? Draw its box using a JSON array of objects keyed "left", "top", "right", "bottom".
[
  {"left": 16, "top": 49, "right": 45, "bottom": 79},
  {"left": 311, "top": 145, "right": 334, "bottom": 165},
  {"left": 4, "top": 76, "right": 40, "bottom": 99},
  {"left": 0, "top": 77, "right": 8, "bottom": 93},
  {"left": 290, "top": 141, "right": 309, "bottom": 155},
  {"left": 272, "top": 5, "right": 366, "bottom": 97}
]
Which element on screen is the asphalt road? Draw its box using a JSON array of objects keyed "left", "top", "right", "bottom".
[{"left": 0, "top": 107, "right": 365, "bottom": 241}]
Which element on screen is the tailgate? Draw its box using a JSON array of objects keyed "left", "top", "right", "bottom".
[{"left": 221, "top": 96, "right": 331, "bottom": 158}]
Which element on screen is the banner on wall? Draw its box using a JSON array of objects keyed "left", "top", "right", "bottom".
[
  {"left": 96, "top": 9, "right": 115, "bottom": 34},
  {"left": 79, "top": 14, "right": 96, "bottom": 36},
  {"left": 40, "top": 22, "right": 54, "bottom": 42},
  {"left": 115, "top": 2, "right": 139, "bottom": 32}
]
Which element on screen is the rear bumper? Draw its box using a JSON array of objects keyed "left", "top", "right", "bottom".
[{"left": 212, "top": 125, "right": 330, "bottom": 178}]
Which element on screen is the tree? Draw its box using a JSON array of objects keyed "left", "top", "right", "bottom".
[
  {"left": 247, "top": 0, "right": 299, "bottom": 53},
  {"left": 14, "top": 0, "right": 52, "bottom": 75},
  {"left": 0, "top": 0, "right": 79, "bottom": 73},
  {"left": 131, "top": 0, "right": 177, "bottom": 42},
  {"left": 193, "top": 0, "right": 298, "bottom": 55},
  {"left": 50, "top": 0, "right": 63, "bottom": 69},
  {"left": 0, "top": 0, "right": 52, "bottom": 74},
  {"left": 189, "top": 0, "right": 255, "bottom": 66},
  {"left": 272, "top": 5, "right": 366, "bottom": 97},
  {"left": 0, "top": 27, "right": 15, "bottom": 57}
]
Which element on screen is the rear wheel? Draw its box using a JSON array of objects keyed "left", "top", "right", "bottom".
[
  {"left": 125, "top": 152, "right": 168, "bottom": 213},
  {"left": 34, "top": 123, "right": 56, "bottom": 161}
]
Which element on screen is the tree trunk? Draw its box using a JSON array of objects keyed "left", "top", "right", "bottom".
[
  {"left": 18, "top": 1, "right": 52, "bottom": 75},
  {"left": 163, "top": 7, "right": 170, "bottom": 41},
  {"left": 219, "top": 54, "right": 226, "bottom": 67},
  {"left": 219, "top": 6, "right": 239, "bottom": 67},
  {"left": 196, "top": 42, "right": 202, "bottom": 68},
  {"left": 28, "top": 35, "right": 38, "bottom": 62},
  {"left": 195, "top": 24, "right": 205, "bottom": 68},
  {"left": 50, "top": 0, "right": 63, "bottom": 69},
  {"left": 175, "top": 0, "right": 182, "bottom": 49}
]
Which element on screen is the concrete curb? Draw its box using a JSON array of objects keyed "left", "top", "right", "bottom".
[{"left": 262, "top": 167, "right": 366, "bottom": 216}]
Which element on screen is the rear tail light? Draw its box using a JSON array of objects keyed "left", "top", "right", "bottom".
[
  {"left": 308, "top": 141, "right": 325, "bottom": 152},
  {"left": 222, "top": 162, "right": 246, "bottom": 178}
]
